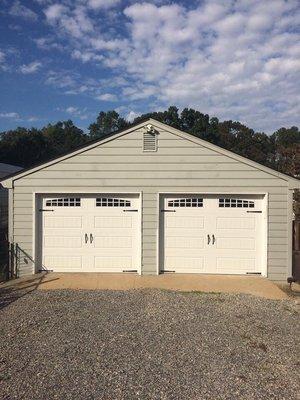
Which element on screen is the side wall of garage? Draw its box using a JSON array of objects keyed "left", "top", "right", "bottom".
[{"left": 10, "top": 125, "right": 290, "bottom": 281}]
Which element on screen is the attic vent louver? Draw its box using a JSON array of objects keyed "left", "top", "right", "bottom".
[{"left": 143, "top": 132, "right": 157, "bottom": 152}]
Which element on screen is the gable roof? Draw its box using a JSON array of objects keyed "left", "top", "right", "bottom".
[{"left": 1, "top": 117, "right": 300, "bottom": 189}]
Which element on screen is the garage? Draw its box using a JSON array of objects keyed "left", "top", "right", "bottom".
[
  {"left": 39, "top": 194, "right": 141, "bottom": 273},
  {"left": 160, "top": 194, "right": 265, "bottom": 275},
  {"left": 1, "top": 118, "right": 299, "bottom": 281}
]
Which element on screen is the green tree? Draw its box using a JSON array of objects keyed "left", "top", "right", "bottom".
[
  {"left": 0, "top": 127, "right": 50, "bottom": 167},
  {"left": 217, "top": 121, "right": 273, "bottom": 166},
  {"left": 89, "top": 111, "right": 129, "bottom": 139},
  {"left": 133, "top": 106, "right": 181, "bottom": 129},
  {"left": 180, "top": 108, "right": 210, "bottom": 136},
  {"left": 271, "top": 126, "right": 300, "bottom": 148},
  {"left": 42, "top": 120, "right": 88, "bottom": 158}
]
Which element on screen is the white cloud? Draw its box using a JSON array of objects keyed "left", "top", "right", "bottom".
[
  {"left": 19, "top": 61, "right": 42, "bottom": 74},
  {"left": 87, "top": 0, "right": 120, "bottom": 10},
  {"left": 66, "top": 106, "right": 78, "bottom": 114},
  {"left": 0, "top": 112, "right": 20, "bottom": 119},
  {"left": 44, "top": 4, "right": 67, "bottom": 21},
  {"left": 0, "top": 51, "right": 5, "bottom": 64},
  {"left": 28, "top": 116, "right": 39, "bottom": 122},
  {"left": 45, "top": 70, "right": 79, "bottom": 89},
  {"left": 33, "top": 0, "right": 52, "bottom": 4},
  {"left": 63, "top": 106, "right": 88, "bottom": 120},
  {"left": 126, "top": 110, "right": 140, "bottom": 122},
  {"left": 89, "top": 38, "right": 124, "bottom": 51},
  {"left": 40, "top": 0, "right": 300, "bottom": 132},
  {"left": 34, "top": 37, "right": 64, "bottom": 51},
  {"left": 71, "top": 49, "right": 103, "bottom": 63},
  {"left": 96, "top": 93, "right": 117, "bottom": 101},
  {"left": 9, "top": 1, "right": 38, "bottom": 21},
  {"left": 8, "top": 24, "right": 22, "bottom": 31},
  {"left": 44, "top": 3, "right": 94, "bottom": 39}
]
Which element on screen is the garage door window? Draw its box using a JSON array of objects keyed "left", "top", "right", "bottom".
[
  {"left": 45, "top": 198, "right": 81, "bottom": 207},
  {"left": 219, "top": 198, "right": 255, "bottom": 208},
  {"left": 168, "top": 198, "right": 203, "bottom": 207},
  {"left": 96, "top": 198, "right": 131, "bottom": 207}
]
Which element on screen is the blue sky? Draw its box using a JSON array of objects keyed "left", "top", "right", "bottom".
[{"left": 0, "top": 0, "right": 299, "bottom": 133}]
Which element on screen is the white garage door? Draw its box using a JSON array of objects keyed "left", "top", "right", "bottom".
[
  {"left": 40, "top": 194, "right": 140, "bottom": 272},
  {"left": 160, "top": 194, "right": 264, "bottom": 275}
]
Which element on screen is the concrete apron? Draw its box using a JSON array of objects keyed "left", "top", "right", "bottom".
[{"left": 4, "top": 272, "right": 288, "bottom": 300}]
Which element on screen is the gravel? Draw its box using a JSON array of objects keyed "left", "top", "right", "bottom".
[{"left": 0, "top": 288, "right": 299, "bottom": 400}]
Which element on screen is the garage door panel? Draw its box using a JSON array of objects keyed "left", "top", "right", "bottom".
[
  {"left": 44, "top": 256, "right": 83, "bottom": 269},
  {"left": 166, "top": 216, "right": 204, "bottom": 228},
  {"left": 44, "top": 236, "right": 82, "bottom": 248},
  {"left": 94, "top": 236, "right": 132, "bottom": 248},
  {"left": 93, "top": 228, "right": 134, "bottom": 236},
  {"left": 94, "top": 216, "right": 132, "bottom": 228},
  {"left": 166, "top": 236, "right": 204, "bottom": 249},
  {"left": 216, "top": 217, "right": 255, "bottom": 230},
  {"left": 44, "top": 216, "right": 83, "bottom": 228},
  {"left": 166, "top": 229, "right": 205, "bottom": 237},
  {"left": 165, "top": 248, "right": 205, "bottom": 257},
  {"left": 166, "top": 256, "right": 204, "bottom": 271},
  {"left": 216, "top": 237, "right": 255, "bottom": 250},
  {"left": 216, "top": 257, "right": 255, "bottom": 272},
  {"left": 94, "top": 256, "right": 131, "bottom": 270}
]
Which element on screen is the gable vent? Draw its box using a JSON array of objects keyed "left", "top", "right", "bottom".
[{"left": 143, "top": 132, "right": 157, "bottom": 152}]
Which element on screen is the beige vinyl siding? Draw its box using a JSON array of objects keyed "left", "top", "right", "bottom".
[{"left": 12, "top": 126, "right": 291, "bottom": 281}]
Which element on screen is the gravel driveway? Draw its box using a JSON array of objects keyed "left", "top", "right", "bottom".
[{"left": 0, "top": 288, "right": 299, "bottom": 400}]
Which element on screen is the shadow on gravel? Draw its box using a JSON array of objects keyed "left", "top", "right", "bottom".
[{"left": 0, "top": 273, "right": 57, "bottom": 310}]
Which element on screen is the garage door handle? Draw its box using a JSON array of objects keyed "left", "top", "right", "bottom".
[
  {"left": 85, "top": 234, "right": 88, "bottom": 244},
  {"left": 123, "top": 209, "right": 138, "bottom": 212},
  {"left": 212, "top": 234, "right": 216, "bottom": 245},
  {"left": 207, "top": 234, "right": 210, "bottom": 245},
  {"left": 90, "top": 233, "right": 93, "bottom": 243},
  {"left": 161, "top": 210, "right": 176, "bottom": 212}
]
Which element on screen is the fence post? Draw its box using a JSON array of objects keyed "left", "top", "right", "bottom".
[
  {"left": 294, "top": 220, "right": 300, "bottom": 251},
  {"left": 9, "top": 242, "right": 15, "bottom": 279}
]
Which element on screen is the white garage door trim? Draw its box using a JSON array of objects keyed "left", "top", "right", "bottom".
[
  {"left": 157, "top": 192, "right": 268, "bottom": 276},
  {"left": 33, "top": 191, "right": 142, "bottom": 274}
]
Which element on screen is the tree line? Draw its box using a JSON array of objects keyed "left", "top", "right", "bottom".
[{"left": 0, "top": 106, "right": 299, "bottom": 179}]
